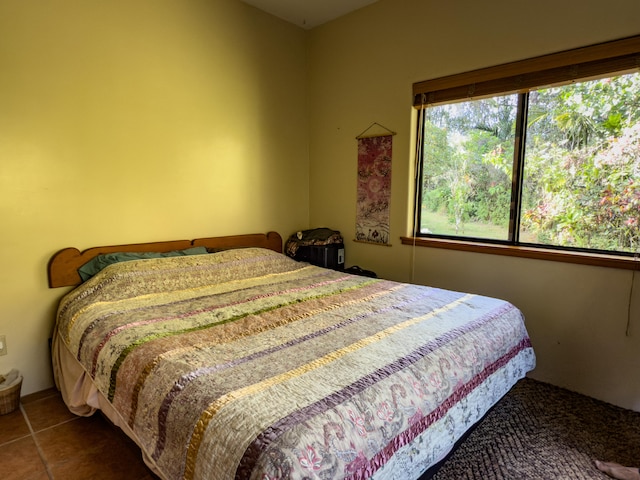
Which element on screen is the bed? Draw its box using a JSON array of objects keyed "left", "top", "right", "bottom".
[{"left": 48, "top": 231, "right": 536, "bottom": 480}]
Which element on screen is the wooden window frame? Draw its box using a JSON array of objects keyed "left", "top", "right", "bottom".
[
  {"left": 406, "top": 35, "right": 640, "bottom": 271},
  {"left": 413, "top": 36, "right": 640, "bottom": 107}
]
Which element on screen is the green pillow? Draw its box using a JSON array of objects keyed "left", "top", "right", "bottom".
[{"left": 77, "top": 246, "right": 208, "bottom": 281}]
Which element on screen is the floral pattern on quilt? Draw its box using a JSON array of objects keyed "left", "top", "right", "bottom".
[{"left": 55, "top": 248, "right": 535, "bottom": 480}]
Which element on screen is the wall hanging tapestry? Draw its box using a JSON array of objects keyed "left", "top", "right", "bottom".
[{"left": 355, "top": 123, "right": 395, "bottom": 246}]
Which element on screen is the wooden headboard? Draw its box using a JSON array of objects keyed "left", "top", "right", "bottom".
[{"left": 48, "top": 231, "right": 283, "bottom": 288}]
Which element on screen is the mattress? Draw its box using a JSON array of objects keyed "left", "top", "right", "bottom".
[{"left": 52, "top": 247, "right": 535, "bottom": 480}]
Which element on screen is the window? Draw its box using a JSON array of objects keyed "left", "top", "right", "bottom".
[{"left": 412, "top": 36, "right": 640, "bottom": 260}]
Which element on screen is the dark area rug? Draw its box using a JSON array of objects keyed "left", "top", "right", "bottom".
[{"left": 431, "top": 378, "right": 640, "bottom": 480}]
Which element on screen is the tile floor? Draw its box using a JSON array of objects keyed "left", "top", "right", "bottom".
[{"left": 0, "top": 388, "right": 157, "bottom": 480}]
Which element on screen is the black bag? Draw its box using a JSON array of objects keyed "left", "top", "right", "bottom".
[{"left": 285, "top": 228, "right": 344, "bottom": 270}]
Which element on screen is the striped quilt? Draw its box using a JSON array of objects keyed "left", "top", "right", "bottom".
[{"left": 54, "top": 247, "right": 535, "bottom": 480}]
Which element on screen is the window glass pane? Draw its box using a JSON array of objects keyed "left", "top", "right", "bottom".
[
  {"left": 419, "top": 95, "right": 519, "bottom": 240},
  {"left": 521, "top": 73, "right": 640, "bottom": 253}
]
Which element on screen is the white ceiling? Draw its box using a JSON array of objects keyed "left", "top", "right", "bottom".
[{"left": 241, "top": 0, "right": 379, "bottom": 29}]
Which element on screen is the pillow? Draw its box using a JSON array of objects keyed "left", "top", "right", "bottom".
[{"left": 77, "top": 246, "right": 209, "bottom": 281}]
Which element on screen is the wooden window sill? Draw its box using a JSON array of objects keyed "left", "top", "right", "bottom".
[{"left": 400, "top": 237, "right": 640, "bottom": 271}]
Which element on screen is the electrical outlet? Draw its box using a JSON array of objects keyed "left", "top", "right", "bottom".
[{"left": 0, "top": 335, "right": 6, "bottom": 356}]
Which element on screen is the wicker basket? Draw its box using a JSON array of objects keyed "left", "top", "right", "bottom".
[{"left": 0, "top": 376, "right": 22, "bottom": 415}]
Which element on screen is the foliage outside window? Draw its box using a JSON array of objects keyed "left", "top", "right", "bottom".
[{"left": 414, "top": 37, "right": 640, "bottom": 257}]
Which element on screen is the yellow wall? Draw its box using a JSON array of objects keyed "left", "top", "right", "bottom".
[
  {"left": 2, "top": 0, "right": 639, "bottom": 413},
  {"left": 308, "top": 0, "right": 640, "bottom": 410},
  {"left": 0, "top": 0, "right": 308, "bottom": 395}
]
